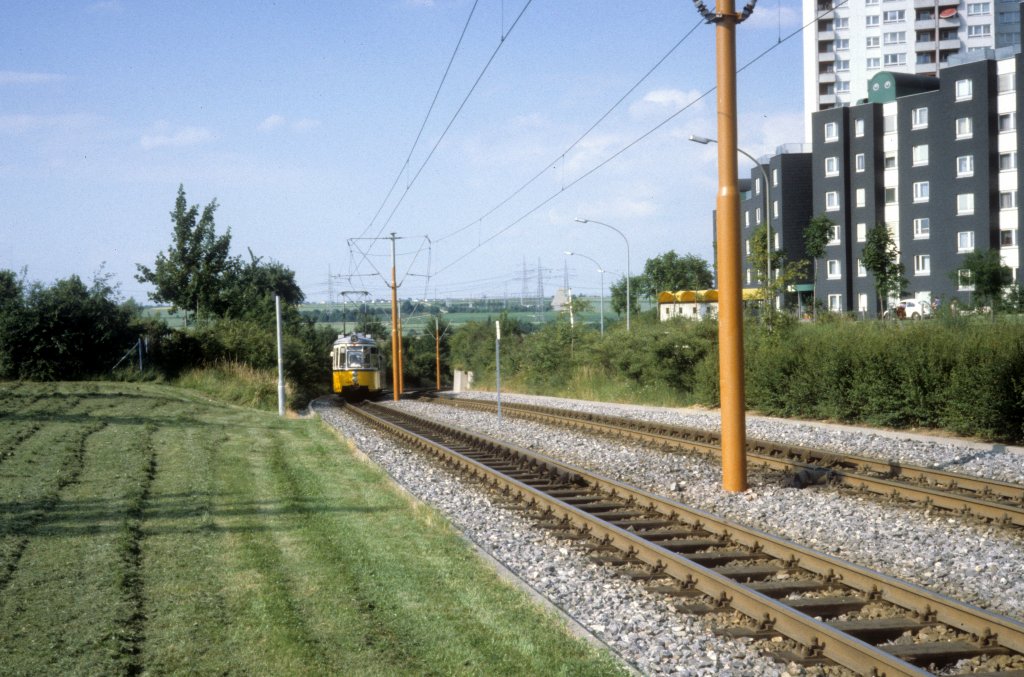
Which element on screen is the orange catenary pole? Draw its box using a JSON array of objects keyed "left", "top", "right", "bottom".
[
  {"left": 390, "top": 233, "right": 401, "bottom": 401},
  {"left": 714, "top": 0, "right": 748, "bottom": 491}
]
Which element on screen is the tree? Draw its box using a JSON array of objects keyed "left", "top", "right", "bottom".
[
  {"left": 953, "top": 249, "right": 1011, "bottom": 317},
  {"left": 609, "top": 274, "right": 642, "bottom": 318},
  {"left": 638, "top": 251, "right": 714, "bottom": 299},
  {"left": 220, "top": 251, "right": 304, "bottom": 324},
  {"left": 803, "top": 214, "right": 833, "bottom": 319},
  {"left": 135, "top": 185, "right": 233, "bottom": 325},
  {"left": 861, "top": 223, "right": 906, "bottom": 316}
]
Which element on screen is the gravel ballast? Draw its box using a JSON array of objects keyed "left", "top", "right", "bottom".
[{"left": 314, "top": 393, "right": 1024, "bottom": 676}]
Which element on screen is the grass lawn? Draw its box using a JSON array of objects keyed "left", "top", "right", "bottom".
[{"left": 0, "top": 381, "right": 625, "bottom": 676}]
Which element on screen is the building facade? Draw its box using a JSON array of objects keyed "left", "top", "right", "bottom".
[
  {"left": 803, "top": 0, "right": 1022, "bottom": 133},
  {"left": 809, "top": 51, "right": 1021, "bottom": 314}
]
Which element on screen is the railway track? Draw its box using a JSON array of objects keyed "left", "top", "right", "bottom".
[
  {"left": 426, "top": 396, "right": 1024, "bottom": 530},
  {"left": 345, "top": 400, "right": 1024, "bottom": 676}
]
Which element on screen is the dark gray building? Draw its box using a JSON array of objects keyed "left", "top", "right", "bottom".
[{"left": 808, "top": 50, "right": 1021, "bottom": 315}]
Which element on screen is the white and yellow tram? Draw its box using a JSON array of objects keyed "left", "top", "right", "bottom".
[{"left": 330, "top": 333, "right": 383, "bottom": 400}]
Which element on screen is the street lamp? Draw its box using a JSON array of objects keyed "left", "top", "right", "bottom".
[
  {"left": 689, "top": 134, "right": 773, "bottom": 308},
  {"left": 574, "top": 217, "right": 631, "bottom": 331},
  {"left": 565, "top": 251, "right": 605, "bottom": 335}
]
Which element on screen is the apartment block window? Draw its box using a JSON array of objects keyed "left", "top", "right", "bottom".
[
  {"left": 1002, "top": 229, "right": 1019, "bottom": 246},
  {"left": 967, "top": 2, "right": 991, "bottom": 14},
  {"left": 1000, "top": 190, "right": 1018, "bottom": 209},
  {"left": 772, "top": 200, "right": 779, "bottom": 219},
  {"left": 999, "top": 10, "right": 1020, "bottom": 23},
  {"left": 836, "top": 59, "right": 850, "bottom": 71},
  {"left": 854, "top": 119, "right": 865, "bottom": 137},
  {"left": 825, "top": 191, "right": 840, "bottom": 211},
  {"left": 866, "top": 36, "right": 880, "bottom": 47},
  {"left": 957, "top": 193, "right": 975, "bottom": 215},
  {"left": 883, "top": 53, "right": 907, "bottom": 66},
  {"left": 999, "top": 112, "right": 1017, "bottom": 131},
  {"left": 913, "top": 254, "right": 931, "bottom": 276},
  {"left": 884, "top": 152, "right": 897, "bottom": 169},
  {"left": 956, "top": 117, "right": 973, "bottom": 138},
  {"left": 883, "top": 9, "right": 905, "bottom": 22},
  {"left": 911, "top": 107, "right": 928, "bottom": 129},
  {"left": 772, "top": 167, "right": 778, "bottom": 186},
  {"left": 744, "top": 210, "right": 750, "bottom": 227},
  {"left": 855, "top": 153, "right": 866, "bottom": 172},
  {"left": 755, "top": 207, "right": 762, "bottom": 223},
  {"left": 885, "top": 187, "right": 897, "bottom": 204},
  {"left": 754, "top": 177, "right": 761, "bottom": 194},
  {"left": 825, "top": 156, "right": 839, "bottom": 176},
  {"left": 958, "top": 270, "right": 974, "bottom": 291},
  {"left": 855, "top": 188, "right": 866, "bottom": 207},
  {"left": 746, "top": 268, "right": 752, "bottom": 285},
  {"left": 745, "top": 239, "right": 751, "bottom": 256},
  {"left": 857, "top": 259, "right": 867, "bottom": 277},
  {"left": 912, "top": 145, "right": 929, "bottom": 166},
  {"left": 827, "top": 260, "right": 841, "bottom": 279},
  {"left": 867, "top": 57, "right": 881, "bottom": 70},
  {"left": 955, "top": 78, "right": 973, "bottom": 100},
  {"left": 997, "top": 72, "right": 1016, "bottom": 92},
  {"left": 824, "top": 121, "right": 839, "bottom": 142},
  {"left": 957, "top": 155, "right": 974, "bottom": 177},
  {"left": 834, "top": 17, "right": 849, "bottom": 29},
  {"left": 828, "top": 225, "right": 841, "bottom": 245},
  {"left": 883, "top": 115, "right": 897, "bottom": 133},
  {"left": 835, "top": 38, "right": 850, "bottom": 50},
  {"left": 856, "top": 222, "right": 867, "bottom": 242},
  {"left": 958, "top": 230, "right": 976, "bottom": 252},
  {"left": 967, "top": 24, "right": 992, "bottom": 37},
  {"left": 913, "top": 181, "right": 930, "bottom": 202},
  {"left": 883, "top": 31, "right": 906, "bottom": 45},
  {"left": 1000, "top": 151, "right": 1018, "bottom": 171},
  {"left": 828, "top": 294, "right": 843, "bottom": 312},
  {"left": 866, "top": 15, "right": 879, "bottom": 26},
  {"left": 913, "top": 217, "right": 930, "bottom": 238},
  {"left": 836, "top": 81, "right": 851, "bottom": 93}
]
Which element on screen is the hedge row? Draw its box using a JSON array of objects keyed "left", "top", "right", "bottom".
[{"left": 450, "top": 314, "right": 1024, "bottom": 443}]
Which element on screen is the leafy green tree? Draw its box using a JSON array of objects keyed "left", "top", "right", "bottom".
[
  {"left": 135, "top": 184, "right": 232, "bottom": 325},
  {"left": 803, "top": 214, "right": 833, "bottom": 319},
  {"left": 861, "top": 223, "right": 906, "bottom": 316},
  {"left": 220, "top": 252, "right": 304, "bottom": 323},
  {"left": 609, "top": 274, "right": 642, "bottom": 318},
  {"left": 0, "top": 272, "right": 135, "bottom": 380},
  {"left": 638, "top": 251, "right": 714, "bottom": 298},
  {"left": 953, "top": 249, "right": 1012, "bottom": 317}
]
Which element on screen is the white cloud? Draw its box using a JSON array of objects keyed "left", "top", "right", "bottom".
[
  {"left": 629, "top": 88, "right": 708, "bottom": 119},
  {"left": 259, "top": 114, "right": 286, "bottom": 131},
  {"left": 292, "top": 117, "right": 321, "bottom": 131},
  {"left": 140, "top": 125, "right": 213, "bottom": 150},
  {"left": 0, "top": 71, "right": 64, "bottom": 85},
  {"left": 87, "top": 1, "right": 123, "bottom": 13},
  {"left": 259, "top": 114, "right": 321, "bottom": 132}
]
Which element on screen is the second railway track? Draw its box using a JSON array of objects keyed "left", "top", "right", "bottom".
[
  {"left": 343, "top": 400, "right": 1024, "bottom": 676},
  {"left": 426, "top": 395, "right": 1024, "bottom": 530}
]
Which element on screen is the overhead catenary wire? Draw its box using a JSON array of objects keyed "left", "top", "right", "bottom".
[
  {"left": 351, "top": 0, "right": 536, "bottom": 278},
  {"left": 432, "top": 0, "right": 849, "bottom": 277}
]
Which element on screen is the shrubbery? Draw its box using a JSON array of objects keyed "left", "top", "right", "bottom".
[{"left": 450, "top": 311, "right": 1024, "bottom": 443}]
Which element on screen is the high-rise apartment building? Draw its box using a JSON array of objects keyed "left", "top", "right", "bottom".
[{"left": 803, "top": 0, "right": 1021, "bottom": 131}]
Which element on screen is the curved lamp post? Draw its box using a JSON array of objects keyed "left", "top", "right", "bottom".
[
  {"left": 689, "top": 134, "right": 773, "bottom": 308},
  {"left": 565, "top": 250, "right": 605, "bottom": 335},
  {"left": 574, "top": 217, "right": 631, "bottom": 331}
]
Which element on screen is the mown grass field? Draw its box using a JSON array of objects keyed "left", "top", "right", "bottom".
[{"left": 0, "top": 381, "right": 624, "bottom": 676}]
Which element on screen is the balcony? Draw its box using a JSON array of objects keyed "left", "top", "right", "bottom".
[
  {"left": 916, "top": 38, "right": 937, "bottom": 50},
  {"left": 818, "top": 29, "right": 834, "bottom": 41},
  {"left": 819, "top": 71, "right": 837, "bottom": 83},
  {"left": 916, "top": 18, "right": 937, "bottom": 30},
  {"left": 819, "top": 93, "right": 837, "bottom": 106},
  {"left": 818, "top": 50, "right": 836, "bottom": 62},
  {"left": 915, "top": 63, "right": 938, "bottom": 75},
  {"left": 937, "top": 16, "right": 960, "bottom": 29},
  {"left": 939, "top": 38, "right": 962, "bottom": 49}
]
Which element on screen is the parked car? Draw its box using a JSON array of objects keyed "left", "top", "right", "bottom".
[{"left": 882, "top": 299, "right": 933, "bottom": 319}]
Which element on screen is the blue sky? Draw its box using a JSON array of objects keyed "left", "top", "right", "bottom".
[{"left": 1, "top": 0, "right": 805, "bottom": 304}]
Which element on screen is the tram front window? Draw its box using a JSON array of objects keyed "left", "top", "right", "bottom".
[{"left": 347, "top": 350, "right": 364, "bottom": 368}]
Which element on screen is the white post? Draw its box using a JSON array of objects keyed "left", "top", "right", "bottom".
[
  {"left": 495, "top": 320, "right": 502, "bottom": 425},
  {"left": 275, "top": 295, "right": 285, "bottom": 416}
]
